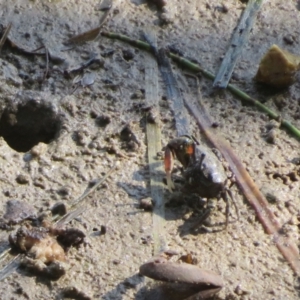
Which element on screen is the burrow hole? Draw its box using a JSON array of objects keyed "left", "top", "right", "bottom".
[{"left": 0, "top": 98, "right": 62, "bottom": 152}]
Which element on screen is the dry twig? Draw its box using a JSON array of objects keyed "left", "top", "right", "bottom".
[
  {"left": 0, "top": 23, "right": 12, "bottom": 53},
  {"left": 213, "top": 0, "right": 264, "bottom": 88}
]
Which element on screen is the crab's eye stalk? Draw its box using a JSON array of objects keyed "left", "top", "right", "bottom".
[{"left": 186, "top": 144, "right": 194, "bottom": 155}]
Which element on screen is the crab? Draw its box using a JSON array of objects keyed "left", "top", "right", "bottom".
[{"left": 164, "top": 135, "right": 238, "bottom": 228}]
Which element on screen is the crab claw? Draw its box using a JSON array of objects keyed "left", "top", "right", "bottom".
[
  {"left": 164, "top": 146, "right": 175, "bottom": 191},
  {"left": 166, "top": 172, "right": 175, "bottom": 192}
]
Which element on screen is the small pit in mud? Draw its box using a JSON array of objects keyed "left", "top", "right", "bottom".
[{"left": 0, "top": 93, "right": 63, "bottom": 152}]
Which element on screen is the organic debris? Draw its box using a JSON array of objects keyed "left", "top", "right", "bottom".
[
  {"left": 9, "top": 222, "right": 85, "bottom": 280},
  {"left": 140, "top": 252, "right": 224, "bottom": 299}
]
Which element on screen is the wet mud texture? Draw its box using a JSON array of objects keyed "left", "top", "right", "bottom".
[{"left": 0, "top": 0, "right": 300, "bottom": 299}]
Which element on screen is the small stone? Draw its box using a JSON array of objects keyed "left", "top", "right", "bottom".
[
  {"left": 57, "top": 228, "right": 85, "bottom": 248},
  {"left": 112, "top": 259, "right": 120, "bottom": 265},
  {"left": 31, "top": 142, "right": 47, "bottom": 158},
  {"left": 74, "top": 130, "right": 88, "bottom": 146},
  {"left": 89, "top": 58, "right": 105, "bottom": 70},
  {"left": 234, "top": 283, "right": 250, "bottom": 296},
  {"left": 130, "top": 90, "right": 144, "bottom": 100},
  {"left": 265, "top": 192, "right": 277, "bottom": 204},
  {"left": 51, "top": 202, "right": 67, "bottom": 216},
  {"left": 255, "top": 44, "right": 300, "bottom": 88},
  {"left": 288, "top": 215, "right": 299, "bottom": 226},
  {"left": 3, "top": 200, "right": 37, "bottom": 225},
  {"left": 33, "top": 176, "right": 47, "bottom": 189},
  {"left": 161, "top": 12, "right": 173, "bottom": 24},
  {"left": 265, "top": 129, "right": 277, "bottom": 144},
  {"left": 57, "top": 186, "right": 71, "bottom": 197},
  {"left": 81, "top": 72, "right": 96, "bottom": 87},
  {"left": 0, "top": 59, "right": 23, "bottom": 87},
  {"left": 283, "top": 34, "right": 295, "bottom": 45},
  {"left": 100, "top": 225, "right": 107, "bottom": 235},
  {"left": 265, "top": 120, "right": 280, "bottom": 130},
  {"left": 147, "top": 108, "right": 159, "bottom": 124},
  {"left": 95, "top": 115, "right": 111, "bottom": 127},
  {"left": 290, "top": 157, "right": 300, "bottom": 165},
  {"left": 61, "top": 287, "right": 91, "bottom": 300},
  {"left": 90, "top": 110, "right": 98, "bottom": 118},
  {"left": 141, "top": 235, "right": 152, "bottom": 245},
  {"left": 139, "top": 198, "right": 153, "bottom": 211},
  {"left": 16, "top": 174, "right": 30, "bottom": 184}
]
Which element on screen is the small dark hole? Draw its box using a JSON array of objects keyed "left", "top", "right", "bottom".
[
  {"left": 0, "top": 95, "right": 62, "bottom": 152},
  {"left": 122, "top": 49, "right": 135, "bottom": 61}
]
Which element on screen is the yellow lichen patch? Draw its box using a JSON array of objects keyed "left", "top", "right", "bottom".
[{"left": 255, "top": 44, "right": 300, "bottom": 88}]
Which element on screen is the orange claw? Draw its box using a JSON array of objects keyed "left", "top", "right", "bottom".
[{"left": 164, "top": 146, "right": 175, "bottom": 191}]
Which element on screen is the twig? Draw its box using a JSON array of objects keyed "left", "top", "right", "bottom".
[
  {"left": 0, "top": 248, "right": 10, "bottom": 261},
  {"left": 43, "top": 46, "right": 49, "bottom": 82},
  {"left": 144, "top": 35, "right": 189, "bottom": 136},
  {"left": 0, "top": 22, "right": 12, "bottom": 53},
  {"left": 71, "top": 163, "right": 117, "bottom": 207},
  {"left": 213, "top": 0, "right": 264, "bottom": 88},
  {"left": 144, "top": 30, "right": 166, "bottom": 255},
  {"left": 0, "top": 254, "right": 20, "bottom": 281},
  {"left": 183, "top": 76, "right": 300, "bottom": 275},
  {"left": 55, "top": 163, "right": 117, "bottom": 226},
  {"left": 64, "top": 54, "right": 101, "bottom": 76}
]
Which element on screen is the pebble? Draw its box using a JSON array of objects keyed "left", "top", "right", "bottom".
[
  {"left": 16, "top": 174, "right": 30, "bottom": 184},
  {"left": 31, "top": 142, "right": 48, "bottom": 158},
  {"left": 139, "top": 198, "right": 153, "bottom": 211}
]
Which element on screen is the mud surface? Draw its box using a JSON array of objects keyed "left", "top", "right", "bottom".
[{"left": 0, "top": 0, "right": 300, "bottom": 299}]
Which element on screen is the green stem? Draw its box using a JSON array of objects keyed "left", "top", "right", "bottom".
[
  {"left": 101, "top": 31, "right": 152, "bottom": 51},
  {"left": 101, "top": 31, "right": 300, "bottom": 140}
]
